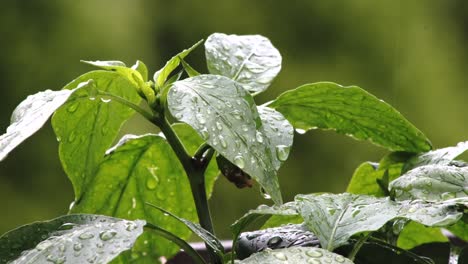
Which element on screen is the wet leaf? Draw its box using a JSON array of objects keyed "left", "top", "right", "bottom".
[
  {"left": 205, "top": 33, "right": 282, "bottom": 94},
  {"left": 397, "top": 222, "right": 447, "bottom": 250},
  {"left": 70, "top": 133, "right": 212, "bottom": 261},
  {"left": 0, "top": 214, "right": 144, "bottom": 264},
  {"left": 131, "top": 60, "right": 149, "bottom": 81},
  {"left": 0, "top": 88, "right": 76, "bottom": 161},
  {"left": 346, "top": 162, "right": 386, "bottom": 196},
  {"left": 397, "top": 198, "right": 466, "bottom": 227},
  {"left": 403, "top": 141, "right": 468, "bottom": 172},
  {"left": 167, "top": 74, "right": 282, "bottom": 204},
  {"left": 296, "top": 193, "right": 398, "bottom": 251},
  {"left": 237, "top": 247, "right": 353, "bottom": 264},
  {"left": 52, "top": 71, "right": 141, "bottom": 199},
  {"left": 270, "top": 82, "right": 432, "bottom": 153},
  {"left": 154, "top": 40, "right": 203, "bottom": 87},
  {"left": 389, "top": 165, "right": 468, "bottom": 201}
]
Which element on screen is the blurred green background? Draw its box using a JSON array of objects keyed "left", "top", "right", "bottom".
[{"left": 1, "top": 1, "right": 468, "bottom": 239}]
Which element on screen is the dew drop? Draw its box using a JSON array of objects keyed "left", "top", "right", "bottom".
[
  {"left": 100, "top": 98, "right": 111, "bottom": 103},
  {"left": 307, "top": 259, "right": 321, "bottom": 264},
  {"left": 67, "top": 103, "right": 79, "bottom": 113},
  {"left": 219, "top": 135, "right": 227, "bottom": 148},
  {"left": 267, "top": 236, "right": 282, "bottom": 248},
  {"left": 125, "top": 222, "right": 137, "bottom": 231},
  {"left": 273, "top": 252, "right": 287, "bottom": 261},
  {"left": 256, "top": 131, "right": 264, "bottom": 143},
  {"left": 73, "top": 243, "right": 83, "bottom": 251},
  {"left": 295, "top": 128, "right": 307, "bottom": 134},
  {"left": 58, "top": 223, "right": 76, "bottom": 230},
  {"left": 275, "top": 145, "right": 290, "bottom": 161},
  {"left": 79, "top": 232, "right": 95, "bottom": 240},
  {"left": 335, "top": 255, "right": 346, "bottom": 263},
  {"left": 200, "top": 128, "right": 210, "bottom": 140},
  {"left": 306, "top": 249, "right": 323, "bottom": 258},
  {"left": 99, "top": 230, "right": 117, "bottom": 241},
  {"left": 215, "top": 121, "right": 223, "bottom": 131},
  {"left": 196, "top": 113, "right": 206, "bottom": 124},
  {"left": 234, "top": 155, "right": 245, "bottom": 169},
  {"left": 146, "top": 177, "right": 158, "bottom": 190}
]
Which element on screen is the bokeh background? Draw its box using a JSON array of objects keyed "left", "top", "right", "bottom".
[{"left": 1, "top": 1, "right": 468, "bottom": 239}]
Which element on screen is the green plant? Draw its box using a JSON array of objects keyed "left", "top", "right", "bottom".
[{"left": 0, "top": 33, "right": 466, "bottom": 264}]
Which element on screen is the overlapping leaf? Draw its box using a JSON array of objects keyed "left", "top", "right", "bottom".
[
  {"left": 52, "top": 71, "right": 141, "bottom": 198},
  {"left": 167, "top": 74, "right": 283, "bottom": 204},
  {"left": 270, "top": 82, "right": 432, "bottom": 153},
  {"left": 238, "top": 247, "right": 353, "bottom": 264},
  {"left": 403, "top": 141, "right": 468, "bottom": 172},
  {"left": 0, "top": 214, "right": 144, "bottom": 264},
  {"left": 0, "top": 88, "right": 77, "bottom": 161},
  {"left": 205, "top": 33, "right": 282, "bottom": 94},
  {"left": 390, "top": 165, "right": 468, "bottom": 201},
  {"left": 397, "top": 222, "right": 447, "bottom": 250}
]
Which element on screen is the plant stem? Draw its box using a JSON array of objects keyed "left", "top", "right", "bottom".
[
  {"left": 96, "top": 91, "right": 155, "bottom": 121},
  {"left": 155, "top": 116, "right": 220, "bottom": 264},
  {"left": 348, "top": 233, "right": 370, "bottom": 261}
]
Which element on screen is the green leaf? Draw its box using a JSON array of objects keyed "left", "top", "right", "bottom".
[
  {"left": 346, "top": 162, "right": 386, "bottom": 196},
  {"left": 0, "top": 214, "right": 145, "bottom": 264},
  {"left": 52, "top": 71, "right": 141, "bottom": 199},
  {"left": 257, "top": 106, "right": 294, "bottom": 167},
  {"left": 205, "top": 33, "right": 282, "bottom": 94},
  {"left": 447, "top": 215, "right": 468, "bottom": 241},
  {"left": 167, "top": 74, "right": 283, "bottom": 204},
  {"left": 403, "top": 141, "right": 468, "bottom": 172},
  {"left": 261, "top": 215, "right": 304, "bottom": 229},
  {"left": 295, "top": 193, "right": 466, "bottom": 251},
  {"left": 237, "top": 247, "right": 353, "bottom": 264},
  {"left": 154, "top": 39, "right": 203, "bottom": 87},
  {"left": 0, "top": 88, "right": 77, "bottom": 161},
  {"left": 269, "top": 82, "right": 432, "bottom": 153},
  {"left": 131, "top": 60, "right": 149, "bottom": 81},
  {"left": 397, "top": 222, "right": 447, "bottom": 250},
  {"left": 296, "top": 193, "right": 399, "bottom": 251},
  {"left": 146, "top": 203, "right": 224, "bottom": 257},
  {"left": 70, "top": 134, "right": 197, "bottom": 260},
  {"left": 180, "top": 58, "right": 201, "bottom": 77},
  {"left": 389, "top": 165, "right": 468, "bottom": 201}
]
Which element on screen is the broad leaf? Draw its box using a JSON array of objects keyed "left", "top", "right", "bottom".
[
  {"left": 296, "top": 193, "right": 398, "bottom": 251},
  {"left": 0, "top": 88, "right": 76, "bottom": 161},
  {"left": 52, "top": 70, "right": 141, "bottom": 199},
  {"left": 403, "top": 141, "right": 468, "bottom": 172},
  {"left": 70, "top": 134, "right": 196, "bottom": 260},
  {"left": 153, "top": 39, "right": 203, "bottom": 87},
  {"left": 397, "top": 198, "right": 466, "bottom": 227},
  {"left": 238, "top": 247, "right": 353, "bottom": 264},
  {"left": 447, "top": 216, "right": 468, "bottom": 241},
  {"left": 146, "top": 203, "right": 224, "bottom": 257},
  {"left": 205, "top": 33, "right": 282, "bottom": 94},
  {"left": 389, "top": 165, "right": 468, "bottom": 201},
  {"left": 397, "top": 222, "right": 447, "bottom": 250},
  {"left": 257, "top": 106, "right": 294, "bottom": 167},
  {"left": 346, "top": 162, "right": 386, "bottom": 196},
  {"left": 167, "top": 74, "right": 282, "bottom": 204},
  {"left": 0, "top": 214, "right": 144, "bottom": 264},
  {"left": 269, "top": 82, "right": 432, "bottom": 153}
]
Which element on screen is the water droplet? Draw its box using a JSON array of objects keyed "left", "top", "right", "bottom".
[
  {"left": 234, "top": 155, "right": 245, "bottom": 169},
  {"left": 58, "top": 223, "right": 76, "bottom": 230},
  {"left": 219, "top": 135, "right": 227, "bottom": 148},
  {"left": 73, "top": 243, "right": 83, "bottom": 251},
  {"left": 273, "top": 252, "right": 287, "bottom": 261},
  {"left": 99, "top": 230, "right": 117, "bottom": 241},
  {"left": 36, "top": 240, "right": 53, "bottom": 251},
  {"left": 306, "top": 249, "right": 323, "bottom": 258},
  {"left": 267, "top": 236, "right": 283, "bottom": 248},
  {"left": 256, "top": 131, "right": 264, "bottom": 143},
  {"left": 246, "top": 233, "right": 260, "bottom": 240},
  {"left": 307, "top": 259, "right": 321, "bottom": 264},
  {"left": 89, "top": 97, "right": 96, "bottom": 101},
  {"left": 156, "top": 189, "right": 166, "bottom": 200},
  {"left": 100, "top": 98, "right": 111, "bottom": 103},
  {"left": 295, "top": 128, "right": 307, "bottom": 134},
  {"left": 79, "top": 232, "right": 94, "bottom": 240},
  {"left": 335, "top": 255, "right": 346, "bottom": 263},
  {"left": 215, "top": 121, "right": 223, "bottom": 130},
  {"left": 196, "top": 113, "right": 206, "bottom": 124},
  {"left": 241, "top": 125, "right": 249, "bottom": 132},
  {"left": 146, "top": 177, "right": 158, "bottom": 190},
  {"left": 125, "top": 222, "right": 137, "bottom": 231},
  {"left": 275, "top": 145, "right": 290, "bottom": 161},
  {"left": 200, "top": 128, "right": 210, "bottom": 140},
  {"left": 67, "top": 103, "right": 79, "bottom": 113}
]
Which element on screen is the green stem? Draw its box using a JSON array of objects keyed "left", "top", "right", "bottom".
[
  {"left": 154, "top": 117, "right": 220, "bottom": 264},
  {"left": 96, "top": 91, "right": 155, "bottom": 121},
  {"left": 145, "top": 223, "right": 207, "bottom": 264},
  {"left": 348, "top": 233, "right": 370, "bottom": 261}
]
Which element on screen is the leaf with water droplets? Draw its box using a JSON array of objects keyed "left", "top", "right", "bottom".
[
  {"left": 52, "top": 71, "right": 141, "bottom": 199},
  {"left": 389, "top": 164, "right": 468, "bottom": 201},
  {"left": 0, "top": 88, "right": 77, "bottom": 161},
  {"left": 403, "top": 141, "right": 468, "bottom": 172},
  {"left": 167, "top": 74, "right": 283, "bottom": 204},
  {"left": 397, "top": 198, "right": 466, "bottom": 227},
  {"left": 257, "top": 106, "right": 294, "bottom": 166},
  {"left": 0, "top": 214, "right": 144, "bottom": 264},
  {"left": 237, "top": 247, "right": 353, "bottom": 264},
  {"left": 270, "top": 82, "right": 432, "bottom": 153},
  {"left": 153, "top": 39, "right": 203, "bottom": 87},
  {"left": 296, "top": 193, "right": 399, "bottom": 251},
  {"left": 205, "top": 33, "right": 282, "bottom": 94}
]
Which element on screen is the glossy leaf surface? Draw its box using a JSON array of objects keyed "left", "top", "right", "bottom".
[
  {"left": 205, "top": 33, "right": 281, "bottom": 94},
  {"left": 270, "top": 82, "right": 432, "bottom": 152},
  {"left": 238, "top": 247, "right": 353, "bottom": 264}
]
